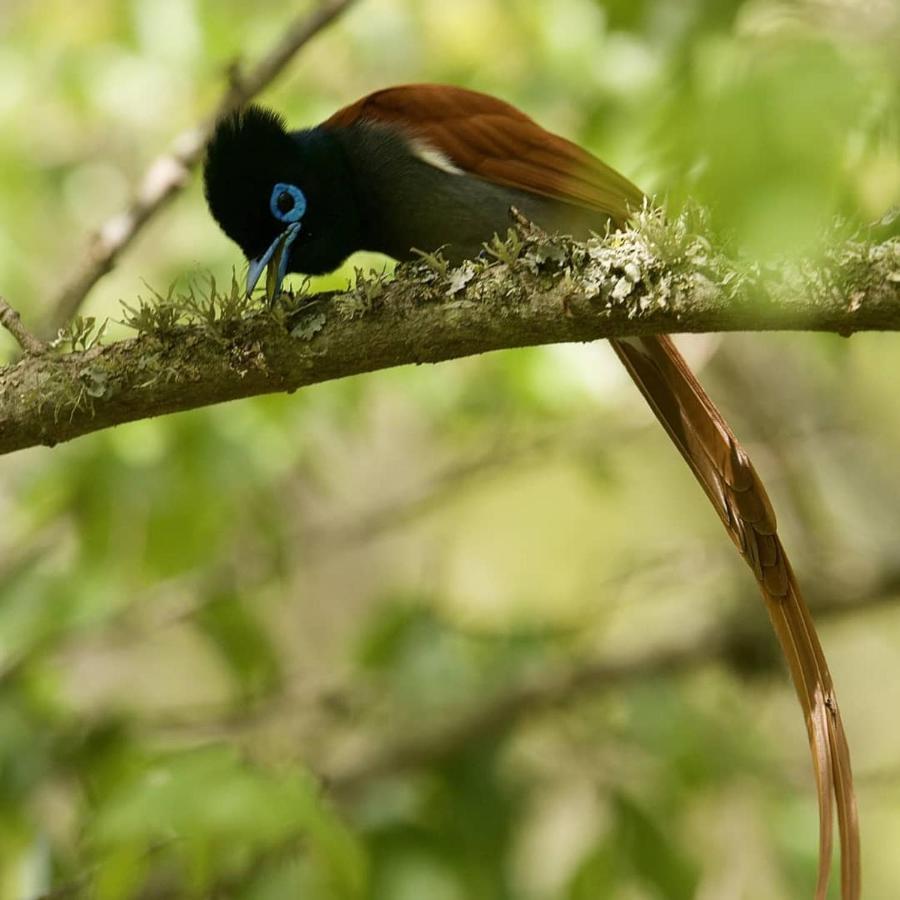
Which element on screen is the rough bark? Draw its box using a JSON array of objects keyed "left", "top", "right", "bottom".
[{"left": 2, "top": 219, "right": 898, "bottom": 457}]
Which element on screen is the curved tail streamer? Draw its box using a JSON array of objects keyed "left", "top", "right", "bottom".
[{"left": 610, "top": 334, "right": 860, "bottom": 899}]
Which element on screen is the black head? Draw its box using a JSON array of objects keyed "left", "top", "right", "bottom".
[{"left": 203, "top": 104, "right": 362, "bottom": 289}]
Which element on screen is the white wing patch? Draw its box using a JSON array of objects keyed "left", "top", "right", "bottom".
[{"left": 408, "top": 137, "right": 464, "bottom": 175}]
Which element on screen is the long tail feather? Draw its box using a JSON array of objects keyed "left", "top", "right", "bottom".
[{"left": 609, "top": 334, "right": 860, "bottom": 899}]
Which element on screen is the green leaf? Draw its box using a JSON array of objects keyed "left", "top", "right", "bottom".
[
  {"left": 88, "top": 747, "right": 367, "bottom": 898},
  {"left": 613, "top": 791, "right": 699, "bottom": 900},
  {"left": 195, "top": 589, "right": 283, "bottom": 699},
  {"left": 568, "top": 839, "right": 620, "bottom": 899}
]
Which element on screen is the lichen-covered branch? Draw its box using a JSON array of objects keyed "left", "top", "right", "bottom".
[
  {"left": 41, "top": 0, "right": 359, "bottom": 336},
  {"left": 3, "top": 216, "right": 899, "bottom": 457}
]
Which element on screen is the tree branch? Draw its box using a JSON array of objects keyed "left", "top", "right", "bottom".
[
  {"left": 41, "top": 0, "right": 359, "bottom": 336},
  {"left": 4, "top": 220, "right": 898, "bottom": 457}
]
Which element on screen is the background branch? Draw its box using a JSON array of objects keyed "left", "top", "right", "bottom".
[
  {"left": 3, "top": 223, "right": 898, "bottom": 457},
  {"left": 323, "top": 576, "right": 900, "bottom": 793},
  {"left": 41, "top": 0, "right": 359, "bottom": 337}
]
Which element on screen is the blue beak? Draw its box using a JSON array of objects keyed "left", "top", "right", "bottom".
[{"left": 246, "top": 222, "right": 302, "bottom": 301}]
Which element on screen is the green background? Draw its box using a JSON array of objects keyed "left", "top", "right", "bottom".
[{"left": 1, "top": 0, "right": 899, "bottom": 897}]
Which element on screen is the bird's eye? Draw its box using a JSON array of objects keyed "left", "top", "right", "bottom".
[{"left": 269, "top": 182, "right": 307, "bottom": 224}]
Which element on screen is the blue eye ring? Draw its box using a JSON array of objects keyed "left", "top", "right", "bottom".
[{"left": 270, "top": 182, "right": 307, "bottom": 223}]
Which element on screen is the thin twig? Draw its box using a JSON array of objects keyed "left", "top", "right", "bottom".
[
  {"left": 0, "top": 295, "right": 48, "bottom": 355},
  {"left": 41, "top": 0, "right": 359, "bottom": 337}
]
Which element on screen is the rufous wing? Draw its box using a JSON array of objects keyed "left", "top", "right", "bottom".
[{"left": 325, "top": 83, "right": 644, "bottom": 223}]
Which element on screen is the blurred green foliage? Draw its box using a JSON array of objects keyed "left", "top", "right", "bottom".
[{"left": 1, "top": 0, "right": 900, "bottom": 898}]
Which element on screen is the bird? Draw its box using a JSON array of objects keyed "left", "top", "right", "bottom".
[{"left": 203, "top": 83, "right": 859, "bottom": 899}]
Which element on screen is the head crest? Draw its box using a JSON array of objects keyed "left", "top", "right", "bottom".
[{"left": 203, "top": 105, "right": 297, "bottom": 257}]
